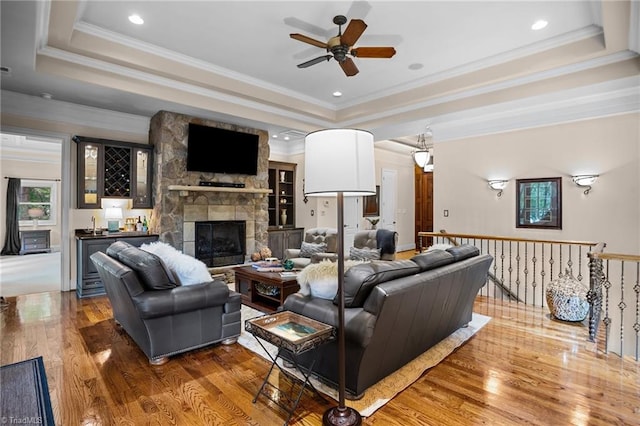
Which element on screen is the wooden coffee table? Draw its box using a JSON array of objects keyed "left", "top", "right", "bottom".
[{"left": 234, "top": 265, "right": 300, "bottom": 313}]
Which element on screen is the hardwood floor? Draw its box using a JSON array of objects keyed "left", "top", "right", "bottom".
[{"left": 1, "top": 263, "right": 638, "bottom": 425}]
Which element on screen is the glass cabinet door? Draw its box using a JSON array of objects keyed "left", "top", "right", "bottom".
[
  {"left": 77, "top": 142, "right": 103, "bottom": 209},
  {"left": 132, "top": 147, "right": 153, "bottom": 208}
]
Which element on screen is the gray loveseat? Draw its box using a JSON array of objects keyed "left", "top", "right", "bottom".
[
  {"left": 90, "top": 241, "right": 241, "bottom": 365},
  {"left": 282, "top": 245, "right": 492, "bottom": 398}
]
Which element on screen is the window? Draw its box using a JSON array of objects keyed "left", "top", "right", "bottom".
[
  {"left": 516, "top": 177, "right": 562, "bottom": 229},
  {"left": 18, "top": 180, "right": 57, "bottom": 227}
]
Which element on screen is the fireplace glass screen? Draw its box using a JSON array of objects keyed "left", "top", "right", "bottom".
[{"left": 195, "top": 220, "right": 246, "bottom": 267}]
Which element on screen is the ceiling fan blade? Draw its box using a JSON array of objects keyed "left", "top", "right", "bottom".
[
  {"left": 297, "top": 55, "right": 332, "bottom": 68},
  {"left": 341, "top": 19, "right": 367, "bottom": 46},
  {"left": 339, "top": 57, "right": 359, "bottom": 77},
  {"left": 351, "top": 47, "right": 397, "bottom": 58},
  {"left": 290, "top": 33, "right": 327, "bottom": 49}
]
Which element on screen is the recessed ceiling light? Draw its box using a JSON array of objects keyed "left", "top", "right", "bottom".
[
  {"left": 272, "top": 134, "right": 278, "bottom": 138},
  {"left": 283, "top": 136, "right": 290, "bottom": 141},
  {"left": 40, "top": 93, "right": 53, "bottom": 100},
  {"left": 408, "top": 63, "right": 423, "bottom": 71},
  {"left": 531, "top": 19, "right": 548, "bottom": 31},
  {"left": 333, "top": 91, "right": 342, "bottom": 97},
  {"left": 128, "top": 14, "right": 144, "bottom": 25}
]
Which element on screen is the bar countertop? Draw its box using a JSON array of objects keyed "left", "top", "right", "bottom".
[{"left": 75, "top": 229, "right": 158, "bottom": 240}]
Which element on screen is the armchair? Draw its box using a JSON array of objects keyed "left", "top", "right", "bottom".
[
  {"left": 284, "top": 227, "right": 338, "bottom": 269},
  {"left": 350, "top": 229, "right": 398, "bottom": 260},
  {"left": 90, "top": 241, "right": 241, "bottom": 365}
]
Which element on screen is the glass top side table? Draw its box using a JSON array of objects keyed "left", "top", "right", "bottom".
[{"left": 245, "top": 311, "right": 335, "bottom": 425}]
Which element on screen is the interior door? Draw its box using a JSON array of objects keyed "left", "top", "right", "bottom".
[
  {"left": 415, "top": 166, "right": 434, "bottom": 250},
  {"left": 381, "top": 169, "right": 397, "bottom": 231},
  {"left": 342, "top": 197, "right": 359, "bottom": 255}
]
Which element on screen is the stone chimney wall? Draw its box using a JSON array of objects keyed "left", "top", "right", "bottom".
[{"left": 148, "top": 110, "right": 270, "bottom": 258}]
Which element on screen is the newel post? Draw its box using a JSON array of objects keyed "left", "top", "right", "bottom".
[{"left": 587, "top": 244, "right": 606, "bottom": 344}]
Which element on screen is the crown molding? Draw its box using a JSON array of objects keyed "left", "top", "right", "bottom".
[
  {"left": 338, "top": 51, "right": 638, "bottom": 128},
  {"left": 36, "top": 46, "right": 333, "bottom": 130},
  {"left": 1, "top": 90, "right": 150, "bottom": 135},
  {"left": 337, "top": 25, "right": 605, "bottom": 108},
  {"left": 431, "top": 76, "right": 640, "bottom": 142},
  {"left": 73, "top": 21, "right": 335, "bottom": 110}
]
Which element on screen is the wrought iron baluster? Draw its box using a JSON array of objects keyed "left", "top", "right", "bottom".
[
  {"left": 577, "top": 246, "right": 584, "bottom": 282},
  {"left": 508, "top": 241, "right": 513, "bottom": 298},
  {"left": 524, "top": 243, "right": 529, "bottom": 305},
  {"left": 532, "top": 244, "right": 537, "bottom": 307},
  {"left": 567, "top": 245, "right": 573, "bottom": 275},
  {"left": 559, "top": 247, "right": 563, "bottom": 278},
  {"left": 516, "top": 242, "right": 521, "bottom": 303},
  {"left": 619, "top": 261, "right": 626, "bottom": 357},
  {"left": 634, "top": 262, "right": 639, "bottom": 361},
  {"left": 549, "top": 243, "right": 555, "bottom": 289},
  {"left": 500, "top": 241, "right": 505, "bottom": 302},
  {"left": 604, "top": 260, "right": 612, "bottom": 354},
  {"left": 541, "top": 244, "right": 546, "bottom": 307}
]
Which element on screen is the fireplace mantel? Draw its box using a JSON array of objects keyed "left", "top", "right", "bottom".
[{"left": 168, "top": 185, "right": 272, "bottom": 196}]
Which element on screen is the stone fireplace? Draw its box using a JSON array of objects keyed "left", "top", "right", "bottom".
[{"left": 148, "top": 110, "right": 270, "bottom": 262}]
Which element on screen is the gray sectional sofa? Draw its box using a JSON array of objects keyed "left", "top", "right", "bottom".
[{"left": 282, "top": 244, "right": 493, "bottom": 398}]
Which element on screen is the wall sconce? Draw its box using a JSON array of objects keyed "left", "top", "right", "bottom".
[
  {"left": 488, "top": 180, "right": 508, "bottom": 197},
  {"left": 572, "top": 174, "right": 598, "bottom": 195}
]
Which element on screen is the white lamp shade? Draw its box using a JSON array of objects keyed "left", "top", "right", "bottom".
[
  {"left": 304, "top": 129, "right": 376, "bottom": 197},
  {"left": 105, "top": 207, "right": 123, "bottom": 219}
]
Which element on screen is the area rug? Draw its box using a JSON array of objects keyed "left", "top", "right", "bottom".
[
  {"left": 0, "top": 356, "right": 55, "bottom": 425},
  {"left": 238, "top": 305, "right": 491, "bottom": 417}
]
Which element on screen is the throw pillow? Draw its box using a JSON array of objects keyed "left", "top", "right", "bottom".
[
  {"left": 349, "top": 246, "right": 381, "bottom": 261},
  {"left": 140, "top": 241, "right": 212, "bottom": 286},
  {"left": 410, "top": 250, "right": 455, "bottom": 272},
  {"left": 116, "top": 246, "right": 176, "bottom": 291},
  {"left": 446, "top": 244, "right": 480, "bottom": 262},
  {"left": 426, "top": 243, "right": 453, "bottom": 252},
  {"left": 339, "top": 260, "right": 421, "bottom": 308},
  {"left": 299, "top": 241, "right": 328, "bottom": 258},
  {"left": 296, "top": 260, "right": 364, "bottom": 299}
]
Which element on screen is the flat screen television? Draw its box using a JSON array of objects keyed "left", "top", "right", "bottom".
[{"left": 187, "top": 123, "right": 259, "bottom": 175}]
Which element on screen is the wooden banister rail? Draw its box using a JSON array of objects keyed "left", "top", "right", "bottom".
[
  {"left": 589, "top": 252, "right": 640, "bottom": 262},
  {"left": 421, "top": 230, "right": 599, "bottom": 247}
]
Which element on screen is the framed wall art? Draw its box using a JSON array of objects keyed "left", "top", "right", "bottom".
[{"left": 516, "top": 177, "right": 562, "bottom": 229}]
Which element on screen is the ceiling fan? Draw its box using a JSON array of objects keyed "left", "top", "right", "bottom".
[{"left": 290, "top": 15, "right": 396, "bottom": 77}]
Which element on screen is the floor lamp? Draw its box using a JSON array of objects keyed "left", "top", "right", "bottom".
[{"left": 304, "top": 128, "right": 376, "bottom": 426}]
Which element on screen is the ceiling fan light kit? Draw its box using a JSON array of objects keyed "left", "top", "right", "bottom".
[{"left": 290, "top": 15, "right": 396, "bottom": 77}]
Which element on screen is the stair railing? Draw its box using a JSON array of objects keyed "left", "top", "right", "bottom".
[
  {"left": 418, "top": 231, "right": 638, "bottom": 360},
  {"left": 418, "top": 230, "right": 600, "bottom": 307}
]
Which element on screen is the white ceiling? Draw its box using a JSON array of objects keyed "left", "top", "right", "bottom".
[{"left": 1, "top": 1, "right": 638, "bottom": 154}]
